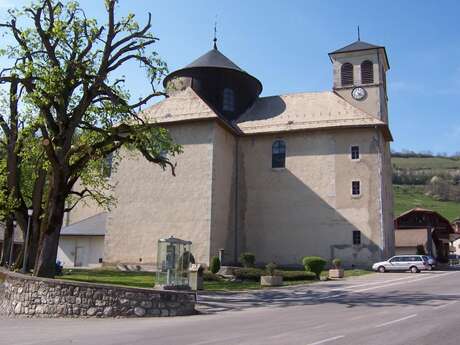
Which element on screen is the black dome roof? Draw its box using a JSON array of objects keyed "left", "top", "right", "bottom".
[{"left": 163, "top": 47, "right": 262, "bottom": 94}]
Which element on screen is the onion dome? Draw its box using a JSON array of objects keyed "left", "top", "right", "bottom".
[{"left": 163, "top": 44, "right": 262, "bottom": 121}]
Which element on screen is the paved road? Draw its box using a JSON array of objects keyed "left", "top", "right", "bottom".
[{"left": 1, "top": 270, "right": 460, "bottom": 345}]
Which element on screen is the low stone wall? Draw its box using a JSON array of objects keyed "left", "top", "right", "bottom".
[{"left": 0, "top": 269, "right": 196, "bottom": 318}]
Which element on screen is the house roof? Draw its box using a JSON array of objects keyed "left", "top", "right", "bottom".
[
  {"left": 236, "top": 91, "right": 391, "bottom": 138},
  {"left": 0, "top": 223, "right": 24, "bottom": 243},
  {"left": 141, "top": 87, "right": 219, "bottom": 124},
  {"left": 60, "top": 212, "right": 106, "bottom": 236},
  {"left": 141, "top": 89, "right": 392, "bottom": 139},
  {"left": 395, "top": 208, "right": 455, "bottom": 234}
]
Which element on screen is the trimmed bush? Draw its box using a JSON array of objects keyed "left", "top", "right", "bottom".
[
  {"left": 265, "top": 262, "right": 277, "bottom": 276},
  {"left": 210, "top": 256, "right": 221, "bottom": 274},
  {"left": 239, "top": 252, "right": 256, "bottom": 268},
  {"left": 280, "top": 271, "right": 316, "bottom": 281},
  {"left": 233, "top": 268, "right": 264, "bottom": 281},
  {"left": 332, "top": 258, "right": 342, "bottom": 269},
  {"left": 302, "top": 256, "right": 327, "bottom": 279}
]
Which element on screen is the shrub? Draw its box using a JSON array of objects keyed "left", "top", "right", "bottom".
[
  {"left": 233, "top": 268, "right": 264, "bottom": 281},
  {"left": 302, "top": 256, "right": 327, "bottom": 279},
  {"left": 265, "top": 262, "right": 277, "bottom": 276},
  {"left": 239, "top": 252, "right": 256, "bottom": 268},
  {"left": 332, "top": 258, "right": 342, "bottom": 269},
  {"left": 416, "top": 245, "right": 426, "bottom": 255},
  {"left": 280, "top": 271, "right": 316, "bottom": 281},
  {"left": 210, "top": 256, "right": 221, "bottom": 274},
  {"left": 203, "top": 271, "right": 221, "bottom": 281}
]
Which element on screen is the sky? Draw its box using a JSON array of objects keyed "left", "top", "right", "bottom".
[{"left": 1, "top": 0, "right": 460, "bottom": 155}]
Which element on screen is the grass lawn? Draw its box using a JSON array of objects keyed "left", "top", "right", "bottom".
[
  {"left": 392, "top": 156, "right": 460, "bottom": 170},
  {"left": 394, "top": 185, "right": 460, "bottom": 221},
  {"left": 60, "top": 268, "right": 371, "bottom": 291}
]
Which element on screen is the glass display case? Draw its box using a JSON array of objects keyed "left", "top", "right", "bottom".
[{"left": 156, "top": 236, "right": 193, "bottom": 290}]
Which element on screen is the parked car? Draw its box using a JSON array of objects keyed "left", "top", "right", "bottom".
[
  {"left": 372, "top": 255, "right": 430, "bottom": 273},
  {"left": 422, "top": 255, "right": 436, "bottom": 270}
]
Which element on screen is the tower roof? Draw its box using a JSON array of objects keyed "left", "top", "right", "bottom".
[
  {"left": 185, "top": 48, "right": 243, "bottom": 71},
  {"left": 163, "top": 47, "right": 262, "bottom": 94},
  {"left": 329, "top": 40, "right": 383, "bottom": 54},
  {"left": 329, "top": 40, "right": 390, "bottom": 69}
]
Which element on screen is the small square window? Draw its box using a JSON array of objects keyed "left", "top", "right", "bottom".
[
  {"left": 351, "top": 146, "right": 360, "bottom": 160},
  {"left": 353, "top": 231, "right": 361, "bottom": 245},
  {"left": 352, "top": 181, "right": 361, "bottom": 196}
]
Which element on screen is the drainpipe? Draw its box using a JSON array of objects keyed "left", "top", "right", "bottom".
[{"left": 233, "top": 138, "right": 239, "bottom": 264}]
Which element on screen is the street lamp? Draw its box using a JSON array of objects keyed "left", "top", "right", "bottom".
[
  {"left": 21, "top": 209, "right": 33, "bottom": 274},
  {"left": 9, "top": 220, "right": 17, "bottom": 270}
]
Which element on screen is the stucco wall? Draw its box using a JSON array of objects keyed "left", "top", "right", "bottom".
[
  {"left": 104, "top": 121, "right": 215, "bottom": 265},
  {"left": 209, "top": 123, "right": 236, "bottom": 264},
  {"left": 57, "top": 236, "right": 105, "bottom": 268},
  {"left": 331, "top": 50, "right": 388, "bottom": 122},
  {"left": 238, "top": 128, "right": 386, "bottom": 267}
]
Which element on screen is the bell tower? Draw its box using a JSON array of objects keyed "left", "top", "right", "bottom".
[{"left": 329, "top": 40, "right": 390, "bottom": 124}]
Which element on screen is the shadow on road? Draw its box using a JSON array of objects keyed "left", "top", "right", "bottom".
[{"left": 197, "top": 272, "right": 460, "bottom": 314}]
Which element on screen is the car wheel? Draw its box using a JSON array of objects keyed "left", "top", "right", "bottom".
[
  {"left": 378, "top": 266, "right": 386, "bottom": 273},
  {"left": 410, "top": 266, "right": 419, "bottom": 273},
  {"left": 427, "top": 264, "right": 433, "bottom": 271}
]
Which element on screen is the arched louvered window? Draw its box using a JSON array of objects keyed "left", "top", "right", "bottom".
[
  {"left": 361, "top": 60, "right": 374, "bottom": 84},
  {"left": 272, "top": 140, "right": 286, "bottom": 168},
  {"left": 341, "top": 63, "right": 353, "bottom": 86},
  {"left": 222, "top": 88, "right": 235, "bottom": 112}
]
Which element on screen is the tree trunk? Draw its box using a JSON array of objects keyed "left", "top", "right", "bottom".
[
  {"left": 34, "top": 172, "right": 67, "bottom": 278},
  {"left": 0, "top": 217, "right": 14, "bottom": 267}
]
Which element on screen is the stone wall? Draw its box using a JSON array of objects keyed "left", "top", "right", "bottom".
[{"left": 0, "top": 269, "right": 196, "bottom": 318}]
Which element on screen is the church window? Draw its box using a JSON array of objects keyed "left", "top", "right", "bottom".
[
  {"left": 272, "top": 140, "right": 286, "bottom": 168},
  {"left": 222, "top": 88, "right": 235, "bottom": 112},
  {"left": 352, "top": 180, "right": 361, "bottom": 196},
  {"left": 351, "top": 146, "right": 360, "bottom": 160},
  {"left": 361, "top": 60, "right": 374, "bottom": 84},
  {"left": 353, "top": 231, "right": 361, "bottom": 245},
  {"left": 341, "top": 63, "right": 353, "bottom": 86}
]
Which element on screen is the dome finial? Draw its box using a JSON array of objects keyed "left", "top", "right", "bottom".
[
  {"left": 357, "top": 25, "right": 361, "bottom": 41},
  {"left": 213, "top": 19, "right": 218, "bottom": 50}
]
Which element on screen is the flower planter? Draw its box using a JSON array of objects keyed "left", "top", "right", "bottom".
[
  {"left": 328, "top": 268, "right": 344, "bottom": 279},
  {"left": 260, "top": 275, "right": 283, "bottom": 287}
]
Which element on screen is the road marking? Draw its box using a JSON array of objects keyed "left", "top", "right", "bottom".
[
  {"left": 433, "top": 300, "right": 459, "bottom": 310},
  {"left": 307, "top": 335, "right": 345, "bottom": 345},
  {"left": 354, "top": 272, "right": 456, "bottom": 293},
  {"left": 374, "top": 314, "right": 417, "bottom": 328}
]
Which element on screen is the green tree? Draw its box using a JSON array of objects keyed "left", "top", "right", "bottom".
[{"left": 0, "top": 0, "right": 181, "bottom": 277}]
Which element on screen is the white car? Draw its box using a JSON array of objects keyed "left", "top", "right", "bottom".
[{"left": 372, "top": 255, "right": 430, "bottom": 273}]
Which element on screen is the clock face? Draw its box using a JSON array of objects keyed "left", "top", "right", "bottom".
[{"left": 351, "top": 87, "right": 367, "bottom": 100}]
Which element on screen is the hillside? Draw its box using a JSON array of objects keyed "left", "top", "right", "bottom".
[{"left": 392, "top": 156, "right": 460, "bottom": 222}]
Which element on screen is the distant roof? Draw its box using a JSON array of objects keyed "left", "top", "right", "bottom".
[
  {"left": 60, "top": 213, "right": 106, "bottom": 236},
  {"left": 185, "top": 48, "right": 243, "bottom": 71},
  {"left": 330, "top": 40, "right": 383, "bottom": 54},
  {"left": 395, "top": 208, "right": 455, "bottom": 233},
  {"left": 236, "top": 91, "right": 391, "bottom": 138},
  {"left": 0, "top": 223, "right": 24, "bottom": 243}
]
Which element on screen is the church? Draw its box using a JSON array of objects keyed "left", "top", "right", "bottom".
[{"left": 65, "top": 38, "right": 395, "bottom": 268}]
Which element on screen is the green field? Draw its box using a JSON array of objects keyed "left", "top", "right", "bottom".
[
  {"left": 393, "top": 185, "right": 460, "bottom": 221},
  {"left": 392, "top": 156, "right": 460, "bottom": 170}
]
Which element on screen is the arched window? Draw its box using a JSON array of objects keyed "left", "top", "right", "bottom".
[
  {"left": 341, "top": 63, "right": 353, "bottom": 86},
  {"left": 272, "top": 140, "right": 286, "bottom": 168},
  {"left": 222, "top": 88, "right": 235, "bottom": 112},
  {"left": 361, "top": 60, "right": 374, "bottom": 84}
]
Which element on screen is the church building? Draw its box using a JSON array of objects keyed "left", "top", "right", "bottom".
[{"left": 67, "top": 38, "right": 395, "bottom": 268}]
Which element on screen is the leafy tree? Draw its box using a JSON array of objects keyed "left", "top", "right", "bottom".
[{"left": 0, "top": 0, "right": 181, "bottom": 277}]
